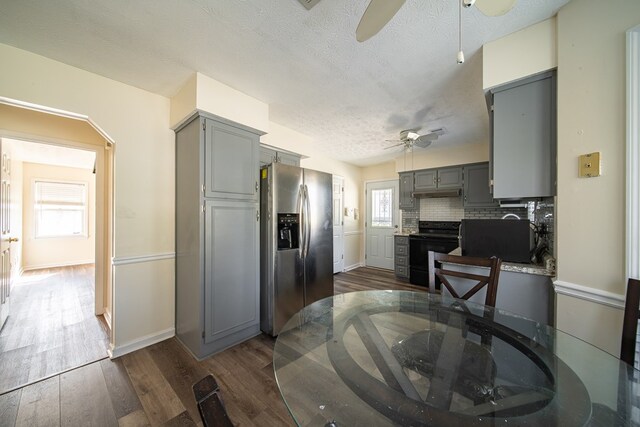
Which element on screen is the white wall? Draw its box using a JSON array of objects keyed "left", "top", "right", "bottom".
[
  {"left": 22, "top": 162, "right": 95, "bottom": 270},
  {"left": 554, "top": 0, "right": 640, "bottom": 354},
  {"left": 0, "top": 43, "right": 175, "bottom": 356}
]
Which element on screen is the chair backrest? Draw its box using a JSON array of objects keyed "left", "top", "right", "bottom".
[
  {"left": 428, "top": 251, "right": 502, "bottom": 307},
  {"left": 621, "top": 278, "right": 640, "bottom": 366}
]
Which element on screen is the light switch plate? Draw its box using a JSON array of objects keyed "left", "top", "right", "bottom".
[{"left": 579, "top": 152, "right": 601, "bottom": 178}]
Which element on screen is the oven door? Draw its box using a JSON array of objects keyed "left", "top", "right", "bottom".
[{"left": 409, "top": 236, "right": 459, "bottom": 286}]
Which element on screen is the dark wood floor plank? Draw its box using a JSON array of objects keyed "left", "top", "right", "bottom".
[
  {"left": 0, "top": 389, "right": 21, "bottom": 426},
  {"left": 117, "top": 409, "right": 151, "bottom": 427},
  {"left": 122, "top": 349, "right": 186, "bottom": 425},
  {"left": 163, "top": 410, "right": 197, "bottom": 427},
  {"left": 100, "top": 358, "right": 144, "bottom": 420},
  {"left": 146, "top": 339, "right": 208, "bottom": 424},
  {"left": 14, "top": 376, "right": 60, "bottom": 427},
  {"left": 0, "top": 265, "right": 110, "bottom": 394},
  {"left": 60, "top": 362, "right": 118, "bottom": 426}
]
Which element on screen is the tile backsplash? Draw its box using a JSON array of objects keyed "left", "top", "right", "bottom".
[{"left": 419, "top": 198, "right": 464, "bottom": 221}]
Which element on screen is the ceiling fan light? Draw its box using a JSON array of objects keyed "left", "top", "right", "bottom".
[
  {"left": 457, "top": 50, "right": 465, "bottom": 64},
  {"left": 406, "top": 131, "right": 420, "bottom": 140}
]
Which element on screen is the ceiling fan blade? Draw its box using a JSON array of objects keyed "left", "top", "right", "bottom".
[
  {"left": 356, "top": 0, "right": 405, "bottom": 42},
  {"left": 413, "top": 137, "right": 433, "bottom": 149},
  {"left": 475, "top": 0, "right": 516, "bottom": 16},
  {"left": 384, "top": 141, "right": 406, "bottom": 149}
]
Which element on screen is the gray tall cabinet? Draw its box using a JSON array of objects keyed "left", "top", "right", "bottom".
[{"left": 175, "top": 113, "right": 263, "bottom": 360}]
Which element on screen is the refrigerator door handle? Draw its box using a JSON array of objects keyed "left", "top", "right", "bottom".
[
  {"left": 304, "top": 184, "right": 311, "bottom": 258},
  {"left": 298, "top": 184, "right": 306, "bottom": 256}
]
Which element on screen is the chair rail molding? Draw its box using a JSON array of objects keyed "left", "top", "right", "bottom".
[
  {"left": 554, "top": 280, "right": 625, "bottom": 310},
  {"left": 112, "top": 252, "right": 175, "bottom": 266},
  {"left": 628, "top": 24, "right": 640, "bottom": 281}
]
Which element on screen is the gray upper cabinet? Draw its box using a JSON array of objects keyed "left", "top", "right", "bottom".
[
  {"left": 414, "top": 170, "right": 437, "bottom": 191},
  {"left": 259, "top": 145, "right": 300, "bottom": 167},
  {"left": 175, "top": 113, "right": 263, "bottom": 360},
  {"left": 491, "top": 71, "right": 556, "bottom": 199},
  {"left": 205, "top": 118, "right": 259, "bottom": 201},
  {"left": 414, "top": 166, "right": 462, "bottom": 191},
  {"left": 399, "top": 172, "right": 415, "bottom": 209},
  {"left": 437, "top": 166, "right": 463, "bottom": 189},
  {"left": 463, "top": 163, "right": 498, "bottom": 208}
]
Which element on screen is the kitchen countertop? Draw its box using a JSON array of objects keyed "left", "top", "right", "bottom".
[{"left": 448, "top": 247, "right": 555, "bottom": 277}]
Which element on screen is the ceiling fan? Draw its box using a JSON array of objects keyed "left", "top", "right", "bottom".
[
  {"left": 385, "top": 128, "right": 445, "bottom": 151},
  {"left": 296, "top": 0, "right": 517, "bottom": 42}
]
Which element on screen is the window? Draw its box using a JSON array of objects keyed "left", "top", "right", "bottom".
[
  {"left": 34, "top": 180, "right": 88, "bottom": 238},
  {"left": 371, "top": 188, "right": 393, "bottom": 227}
]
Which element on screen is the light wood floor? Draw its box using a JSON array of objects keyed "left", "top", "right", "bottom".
[
  {"left": 0, "top": 265, "right": 110, "bottom": 394},
  {"left": 0, "top": 267, "right": 424, "bottom": 426}
]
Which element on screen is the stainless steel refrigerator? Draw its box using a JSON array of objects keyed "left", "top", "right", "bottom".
[{"left": 260, "top": 163, "right": 334, "bottom": 336}]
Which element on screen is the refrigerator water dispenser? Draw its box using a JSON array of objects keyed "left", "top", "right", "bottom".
[{"left": 277, "top": 213, "right": 299, "bottom": 250}]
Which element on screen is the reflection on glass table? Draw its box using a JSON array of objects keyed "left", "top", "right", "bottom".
[{"left": 273, "top": 290, "right": 640, "bottom": 426}]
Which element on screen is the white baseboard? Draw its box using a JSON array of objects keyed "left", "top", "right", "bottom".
[
  {"left": 108, "top": 327, "right": 175, "bottom": 359},
  {"left": 23, "top": 259, "right": 95, "bottom": 271},
  {"left": 344, "top": 262, "right": 364, "bottom": 272},
  {"left": 553, "top": 280, "right": 625, "bottom": 310}
]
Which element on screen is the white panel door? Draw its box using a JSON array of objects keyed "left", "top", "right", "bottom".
[
  {"left": 332, "top": 176, "right": 344, "bottom": 273},
  {"left": 365, "top": 180, "right": 399, "bottom": 270}
]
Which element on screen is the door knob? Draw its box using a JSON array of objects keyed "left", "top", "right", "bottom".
[{"left": 8, "top": 237, "right": 18, "bottom": 243}]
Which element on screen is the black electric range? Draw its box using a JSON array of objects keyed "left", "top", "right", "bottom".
[{"left": 409, "top": 221, "right": 460, "bottom": 286}]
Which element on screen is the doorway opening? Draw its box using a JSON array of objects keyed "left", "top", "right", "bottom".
[{"left": 0, "top": 98, "right": 114, "bottom": 394}]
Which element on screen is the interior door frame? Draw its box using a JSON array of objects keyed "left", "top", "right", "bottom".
[
  {"left": 364, "top": 178, "right": 400, "bottom": 269},
  {"left": 0, "top": 97, "right": 115, "bottom": 335},
  {"left": 332, "top": 175, "right": 345, "bottom": 273},
  {"left": 627, "top": 24, "right": 640, "bottom": 282}
]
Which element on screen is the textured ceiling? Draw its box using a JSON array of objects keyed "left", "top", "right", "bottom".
[{"left": 0, "top": 0, "right": 569, "bottom": 166}]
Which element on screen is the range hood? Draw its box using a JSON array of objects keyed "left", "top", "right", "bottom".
[{"left": 412, "top": 188, "right": 462, "bottom": 198}]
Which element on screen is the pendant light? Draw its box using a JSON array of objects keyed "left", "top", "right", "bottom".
[{"left": 457, "top": 0, "right": 464, "bottom": 64}]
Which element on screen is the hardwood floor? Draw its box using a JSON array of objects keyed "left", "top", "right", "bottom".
[
  {"left": 0, "top": 265, "right": 110, "bottom": 394},
  {"left": 0, "top": 267, "right": 423, "bottom": 426}
]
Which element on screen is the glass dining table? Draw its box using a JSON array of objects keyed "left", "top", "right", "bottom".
[{"left": 273, "top": 290, "right": 640, "bottom": 426}]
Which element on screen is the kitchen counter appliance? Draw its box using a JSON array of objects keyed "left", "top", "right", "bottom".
[
  {"left": 260, "top": 163, "right": 333, "bottom": 336},
  {"left": 460, "top": 219, "right": 533, "bottom": 263},
  {"left": 409, "top": 221, "right": 461, "bottom": 286}
]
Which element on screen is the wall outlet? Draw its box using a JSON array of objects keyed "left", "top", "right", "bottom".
[{"left": 579, "top": 152, "right": 601, "bottom": 178}]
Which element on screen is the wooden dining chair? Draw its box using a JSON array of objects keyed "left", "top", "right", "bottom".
[
  {"left": 620, "top": 278, "right": 640, "bottom": 366},
  {"left": 427, "top": 251, "right": 502, "bottom": 307},
  {"left": 193, "top": 374, "right": 234, "bottom": 427}
]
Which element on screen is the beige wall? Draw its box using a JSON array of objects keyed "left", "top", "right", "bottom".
[
  {"left": 554, "top": 0, "right": 640, "bottom": 354},
  {"left": 483, "top": 17, "right": 558, "bottom": 90},
  {"left": 22, "top": 162, "right": 95, "bottom": 270},
  {"left": 395, "top": 142, "right": 490, "bottom": 172},
  {"left": 0, "top": 43, "right": 175, "bottom": 356}
]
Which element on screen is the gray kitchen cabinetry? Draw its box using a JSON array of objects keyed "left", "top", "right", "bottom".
[
  {"left": 259, "top": 145, "right": 301, "bottom": 167},
  {"left": 463, "top": 163, "right": 498, "bottom": 208},
  {"left": 414, "top": 166, "right": 463, "bottom": 191},
  {"left": 394, "top": 235, "right": 409, "bottom": 280},
  {"left": 175, "top": 113, "right": 263, "bottom": 360},
  {"left": 399, "top": 172, "right": 415, "bottom": 209},
  {"left": 490, "top": 71, "right": 556, "bottom": 199}
]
